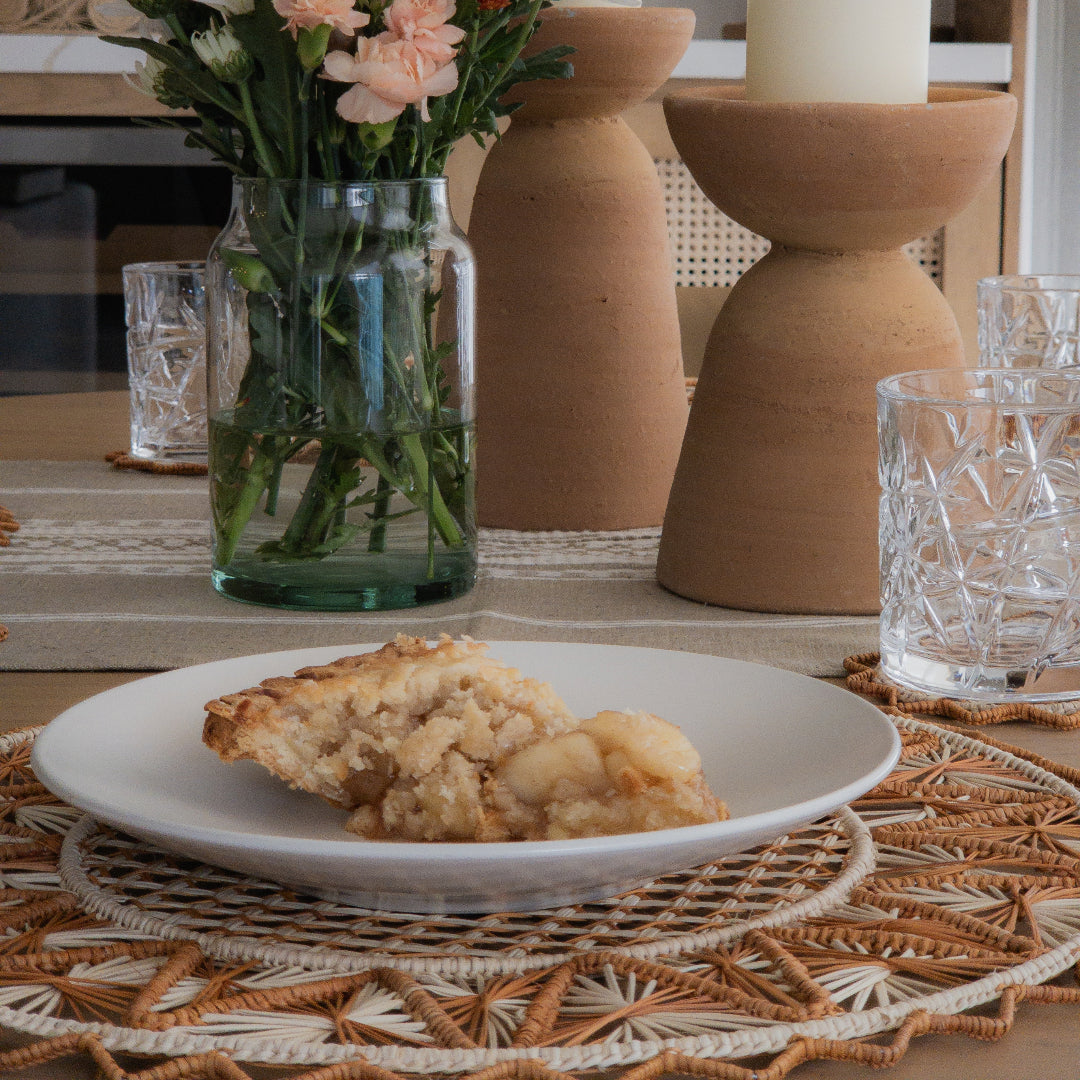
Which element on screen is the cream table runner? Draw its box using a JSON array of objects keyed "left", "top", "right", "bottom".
[{"left": 0, "top": 461, "right": 878, "bottom": 673}]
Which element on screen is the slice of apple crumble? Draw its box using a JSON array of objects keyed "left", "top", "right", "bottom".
[{"left": 203, "top": 635, "right": 726, "bottom": 841}]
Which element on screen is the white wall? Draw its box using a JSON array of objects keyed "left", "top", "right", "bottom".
[
  {"left": 1025, "top": 0, "right": 1080, "bottom": 273},
  {"left": 646, "top": 0, "right": 740, "bottom": 38}
]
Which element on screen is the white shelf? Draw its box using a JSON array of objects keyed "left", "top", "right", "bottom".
[
  {"left": 1, "top": 34, "right": 1013, "bottom": 84},
  {"left": 2, "top": 35, "right": 135, "bottom": 73}
]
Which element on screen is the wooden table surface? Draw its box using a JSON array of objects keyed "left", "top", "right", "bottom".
[{"left": 1, "top": 390, "right": 1079, "bottom": 1079}]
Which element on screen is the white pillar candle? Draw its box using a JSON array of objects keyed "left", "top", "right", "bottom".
[{"left": 746, "top": 0, "right": 931, "bottom": 104}]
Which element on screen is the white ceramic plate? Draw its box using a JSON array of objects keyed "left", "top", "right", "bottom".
[{"left": 31, "top": 642, "right": 900, "bottom": 914}]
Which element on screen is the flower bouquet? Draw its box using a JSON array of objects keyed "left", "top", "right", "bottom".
[{"left": 107, "top": 0, "right": 572, "bottom": 609}]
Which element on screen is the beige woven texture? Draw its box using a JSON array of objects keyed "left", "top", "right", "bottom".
[{"left": 0, "top": 717, "right": 1077, "bottom": 1079}]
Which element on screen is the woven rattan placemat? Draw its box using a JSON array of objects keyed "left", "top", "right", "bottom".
[{"left": 0, "top": 717, "right": 1078, "bottom": 1079}]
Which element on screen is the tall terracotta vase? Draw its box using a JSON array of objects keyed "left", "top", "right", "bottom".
[
  {"left": 657, "top": 87, "right": 1017, "bottom": 614},
  {"left": 469, "top": 7, "right": 695, "bottom": 530}
]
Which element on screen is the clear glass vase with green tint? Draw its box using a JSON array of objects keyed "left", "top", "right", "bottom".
[{"left": 206, "top": 177, "right": 476, "bottom": 610}]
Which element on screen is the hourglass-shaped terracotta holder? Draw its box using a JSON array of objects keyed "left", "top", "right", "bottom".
[
  {"left": 469, "top": 7, "right": 695, "bottom": 530},
  {"left": 657, "top": 86, "right": 1017, "bottom": 614}
]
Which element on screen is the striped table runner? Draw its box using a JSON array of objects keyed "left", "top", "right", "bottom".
[{"left": 0, "top": 461, "right": 877, "bottom": 674}]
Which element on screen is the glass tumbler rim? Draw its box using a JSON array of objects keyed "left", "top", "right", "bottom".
[
  {"left": 122, "top": 260, "right": 207, "bottom": 276},
  {"left": 878, "top": 367, "right": 1080, "bottom": 412},
  {"left": 977, "top": 273, "right": 1080, "bottom": 292}
]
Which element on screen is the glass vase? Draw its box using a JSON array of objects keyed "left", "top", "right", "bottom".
[{"left": 206, "top": 178, "right": 476, "bottom": 610}]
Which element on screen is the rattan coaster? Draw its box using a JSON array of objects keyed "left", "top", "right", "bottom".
[
  {"left": 0, "top": 719, "right": 1078, "bottom": 1080},
  {"left": 846, "top": 652, "right": 1080, "bottom": 729},
  {"left": 105, "top": 450, "right": 209, "bottom": 476}
]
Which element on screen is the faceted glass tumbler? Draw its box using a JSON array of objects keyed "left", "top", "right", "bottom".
[
  {"left": 123, "top": 261, "right": 207, "bottom": 460},
  {"left": 878, "top": 368, "right": 1080, "bottom": 701},
  {"left": 978, "top": 274, "right": 1080, "bottom": 369}
]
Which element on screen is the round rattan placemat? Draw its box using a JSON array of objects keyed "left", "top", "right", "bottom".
[
  {"left": 0, "top": 717, "right": 1079, "bottom": 1080},
  {"left": 57, "top": 807, "right": 872, "bottom": 976}
]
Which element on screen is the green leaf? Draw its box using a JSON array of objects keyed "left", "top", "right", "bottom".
[{"left": 516, "top": 46, "right": 575, "bottom": 84}]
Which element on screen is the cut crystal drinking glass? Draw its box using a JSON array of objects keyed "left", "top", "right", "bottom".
[
  {"left": 879, "top": 368, "right": 1080, "bottom": 700},
  {"left": 978, "top": 274, "right": 1080, "bottom": 369},
  {"left": 123, "top": 261, "right": 207, "bottom": 460}
]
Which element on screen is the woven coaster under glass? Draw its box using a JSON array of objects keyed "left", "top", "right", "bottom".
[
  {"left": 105, "top": 450, "right": 209, "bottom": 476},
  {"left": 0, "top": 717, "right": 1078, "bottom": 1080},
  {"left": 846, "top": 651, "right": 1080, "bottom": 728}
]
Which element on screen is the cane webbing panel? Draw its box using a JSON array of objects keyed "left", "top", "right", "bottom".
[{"left": 657, "top": 158, "right": 946, "bottom": 289}]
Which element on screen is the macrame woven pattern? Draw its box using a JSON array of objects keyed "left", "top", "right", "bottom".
[
  {"left": 0, "top": 717, "right": 1078, "bottom": 1079},
  {"left": 845, "top": 652, "right": 1080, "bottom": 729}
]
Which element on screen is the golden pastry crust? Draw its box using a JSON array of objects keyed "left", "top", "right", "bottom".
[{"left": 203, "top": 636, "right": 727, "bottom": 842}]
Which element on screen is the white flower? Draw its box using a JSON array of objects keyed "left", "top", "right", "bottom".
[
  {"left": 127, "top": 54, "right": 167, "bottom": 97},
  {"left": 192, "top": 22, "right": 255, "bottom": 82},
  {"left": 125, "top": 53, "right": 192, "bottom": 108}
]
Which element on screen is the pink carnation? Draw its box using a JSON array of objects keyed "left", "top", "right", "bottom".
[
  {"left": 272, "top": 0, "right": 370, "bottom": 40},
  {"left": 324, "top": 34, "right": 459, "bottom": 124},
  {"left": 383, "top": 0, "right": 465, "bottom": 65}
]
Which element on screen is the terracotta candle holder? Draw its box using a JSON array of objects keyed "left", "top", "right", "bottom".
[
  {"left": 657, "top": 86, "right": 1017, "bottom": 614},
  {"left": 469, "top": 7, "right": 695, "bottom": 530}
]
